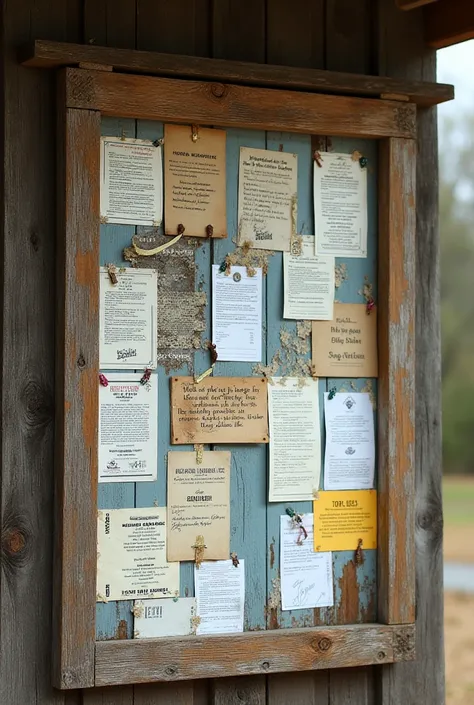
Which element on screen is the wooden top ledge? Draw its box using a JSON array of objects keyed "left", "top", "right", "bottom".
[{"left": 20, "top": 39, "right": 453, "bottom": 108}]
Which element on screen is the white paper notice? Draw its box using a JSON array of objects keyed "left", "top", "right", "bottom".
[
  {"left": 283, "top": 236, "right": 335, "bottom": 320},
  {"left": 195, "top": 560, "right": 245, "bottom": 635},
  {"left": 268, "top": 378, "right": 321, "bottom": 502},
  {"left": 97, "top": 507, "right": 179, "bottom": 602},
  {"left": 280, "top": 514, "right": 333, "bottom": 611},
  {"left": 238, "top": 147, "right": 297, "bottom": 251},
  {"left": 99, "top": 373, "right": 158, "bottom": 483},
  {"left": 324, "top": 392, "right": 375, "bottom": 490},
  {"left": 134, "top": 597, "right": 196, "bottom": 638},
  {"left": 212, "top": 265, "right": 262, "bottom": 362},
  {"left": 100, "top": 137, "right": 163, "bottom": 226},
  {"left": 314, "top": 152, "right": 368, "bottom": 258},
  {"left": 100, "top": 268, "right": 157, "bottom": 369}
]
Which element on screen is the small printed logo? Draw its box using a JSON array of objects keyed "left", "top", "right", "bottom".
[
  {"left": 129, "top": 460, "right": 147, "bottom": 470},
  {"left": 255, "top": 230, "right": 272, "bottom": 241},
  {"left": 117, "top": 347, "right": 137, "bottom": 361},
  {"left": 345, "top": 447, "right": 356, "bottom": 455},
  {"left": 233, "top": 272, "right": 241, "bottom": 282},
  {"left": 106, "top": 460, "right": 120, "bottom": 470},
  {"left": 343, "top": 396, "right": 356, "bottom": 410}
]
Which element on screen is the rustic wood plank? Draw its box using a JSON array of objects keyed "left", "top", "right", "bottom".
[
  {"left": 326, "top": 0, "right": 372, "bottom": 74},
  {"left": 83, "top": 688, "right": 133, "bottom": 705},
  {"left": 0, "top": 0, "right": 81, "bottom": 703},
  {"left": 94, "top": 624, "right": 411, "bottom": 686},
  {"left": 267, "top": 672, "right": 330, "bottom": 704},
  {"left": 84, "top": 0, "right": 137, "bottom": 49},
  {"left": 212, "top": 676, "right": 266, "bottom": 705},
  {"left": 213, "top": 0, "right": 265, "bottom": 62},
  {"left": 266, "top": 0, "right": 324, "bottom": 68},
  {"left": 329, "top": 668, "right": 375, "bottom": 704},
  {"left": 19, "top": 40, "right": 454, "bottom": 107},
  {"left": 425, "top": 0, "right": 474, "bottom": 48},
  {"left": 377, "top": 0, "right": 444, "bottom": 701},
  {"left": 54, "top": 100, "right": 101, "bottom": 689},
  {"left": 133, "top": 683, "right": 197, "bottom": 704},
  {"left": 377, "top": 137, "right": 416, "bottom": 625},
  {"left": 398, "top": 0, "right": 439, "bottom": 8},
  {"left": 63, "top": 67, "right": 417, "bottom": 139},
  {"left": 137, "top": 0, "right": 210, "bottom": 56}
]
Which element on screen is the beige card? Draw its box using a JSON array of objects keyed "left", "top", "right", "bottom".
[
  {"left": 171, "top": 376, "right": 269, "bottom": 444},
  {"left": 164, "top": 124, "right": 227, "bottom": 238},
  {"left": 312, "top": 303, "right": 378, "bottom": 378},
  {"left": 167, "top": 451, "right": 230, "bottom": 561}
]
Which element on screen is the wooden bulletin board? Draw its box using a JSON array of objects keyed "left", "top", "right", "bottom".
[{"left": 52, "top": 64, "right": 416, "bottom": 689}]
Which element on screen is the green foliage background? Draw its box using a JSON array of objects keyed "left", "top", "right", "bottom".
[{"left": 441, "top": 114, "right": 474, "bottom": 474}]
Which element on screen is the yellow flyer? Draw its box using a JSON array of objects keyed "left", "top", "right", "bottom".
[{"left": 313, "top": 490, "right": 377, "bottom": 552}]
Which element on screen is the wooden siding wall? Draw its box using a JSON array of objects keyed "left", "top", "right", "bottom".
[{"left": 0, "top": 2, "right": 443, "bottom": 705}]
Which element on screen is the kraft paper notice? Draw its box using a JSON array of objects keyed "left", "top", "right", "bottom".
[
  {"left": 313, "top": 490, "right": 377, "bottom": 552},
  {"left": 312, "top": 303, "right": 378, "bottom": 378},
  {"left": 170, "top": 376, "right": 268, "bottom": 445},
  {"left": 167, "top": 451, "right": 230, "bottom": 561},
  {"left": 164, "top": 124, "right": 227, "bottom": 238}
]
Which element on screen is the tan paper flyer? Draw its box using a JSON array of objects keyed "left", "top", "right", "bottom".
[
  {"left": 167, "top": 451, "right": 231, "bottom": 561},
  {"left": 164, "top": 124, "right": 227, "bottom": 238},
  {"left": 312, "top": 303, "right": 378, "bottom": 378}
]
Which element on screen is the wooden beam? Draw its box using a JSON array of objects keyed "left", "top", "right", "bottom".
[
  {"left": 397, "top": 0, "right": 438, "bottom": 10},
  {"left": 19, "top": 39, "right": 454, "bottom": 107},
  {"left": 62, "top": 67, "right": 417, "bottom": 139},
  {"left": 95, "top": 624, "right": 415, "bottom": 686},
  {"left": 425, "top": 0, "right": 474, "bottom": 48},
  {"left": 377, "top": 138, "right": 416, "bottom": 625},
  {"left": 54, "top": 99, "right": 101, "bottom": 690}
]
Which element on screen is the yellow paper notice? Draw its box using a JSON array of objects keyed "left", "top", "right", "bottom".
[{"left": 313, "top": 490, "right": 377, "bottom": 552}]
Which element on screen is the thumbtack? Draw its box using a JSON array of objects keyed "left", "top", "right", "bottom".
[
  {"left": 140, "top": 368, "right": 152, "bottom": 386},
  {"left": 99, "top": 374, "right": 109, "bottom": 387},
  {"left": 206, "top": 224, "right": 214, "bottom": 237},
  {"left": 366, "top": 298, "right": 375, "bottom": 315},
  {"left": 191, "top": 125, "right": 199, "bottom": 142},
  {"left": 177, "top": 223, "right": 185, "bottom": 236},
  {"left": 286, "top": 507, "right": 308, "bottom": 544},
  {"left": 230, "top": 552, "right": 240, "bottom": 568},
  {"left": 359, "top": 156, "right": 369, "bottom": 169},
  {"left": 313, "top": 151, "right": 324, "bottom": 168},
  {"left": 107, "top": 263, "right": 118, "bottom": 285},
  {"left": 328, "top": 387, "right": 337, "bottom": 400},
  {"left": 192, "top": 535, "right": 207, "bottom": 568}
]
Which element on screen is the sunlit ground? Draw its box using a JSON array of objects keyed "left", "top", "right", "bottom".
[{"left": 444, "top": 476, "right": 474, "bottom": 705}]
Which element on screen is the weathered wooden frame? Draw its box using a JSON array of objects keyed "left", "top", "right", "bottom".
[{"left": 54, "top": 65, "right": 416, "bottom": 690}]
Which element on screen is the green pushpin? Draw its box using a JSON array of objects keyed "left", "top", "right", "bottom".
[
  {"left": 219, "top": 261, "right": 227, "bottom": 273},
  {"left": 328, "top": 387, "right": 337, "bottom": 400},
  {"left": 359, "top": 156, "right": 368, "bottom": 169}
]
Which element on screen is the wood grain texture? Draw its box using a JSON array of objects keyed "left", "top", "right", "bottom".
[
  {"left": 95, "top": 624, "right": 412, "bottom": 686},
  {"left": 64, "top": 68, "right": 417, "bottom": 139},
  {"left": 266, "top": 0, "right": 324, "bottom": 68},
  {"left": 54, "top": 102, "right": 101, "bottom": 689},
  {"left": 326, "top": 0, "right": 372, "bottom": 74},
  {"left": 137, "top": 0, "right": 211, "bottom": 56},
  {"left": 267, "top": 671, "right": 329, "bottom": 704},
  {"left": 398, "top": 0, "right": 439, "bottom": 7},
  {"left": 213, "top": 0, "right": 265, "bottom": 62},
  {"left": 377, "top": 138, "right": 416, "bottom": 625},
  {"left": 424, "top": 0, "right": 474, "bottom": 48},
  {"left": 19, "top": 39, "right": 454, "bottom": 107},
  {"left": 212, "top": 676, "right": 266, "bottom": 705},
  {"left": 377, "top": 0, "right": 444, "bottom": 701}
]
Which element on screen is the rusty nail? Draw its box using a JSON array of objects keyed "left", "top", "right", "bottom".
[
  {"left": 77, "top": 354, "right": 86, "bottom": 369},
  {"left": 378, "top": 651, "right": 386, "bottom": 660},
  {"left": 177, "top": 223, "right": 185, "bottom": 235},
  {"left": 211, "top": 83, "right": 225, "bottom": 98},
  {"left": 262, "top": 661, "right": 270, "bottom": 671},
  {"left": 206, "top": 224, "right": 214, "bottom": 237}
]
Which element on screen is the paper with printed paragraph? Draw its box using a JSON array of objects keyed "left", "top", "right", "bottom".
[
  {"left": 313, "top": 490, "right": 377, "bottom": 552},
  {"left": 195, "top": 560, "right": 245, "bottom": 635},
  {"left": 283, "top": 236, "right": 335, "bottom": 320}
]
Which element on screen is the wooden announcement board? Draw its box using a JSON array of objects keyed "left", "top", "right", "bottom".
[{"left": 170, "top": 376, "right": 269, "bottom": 444}]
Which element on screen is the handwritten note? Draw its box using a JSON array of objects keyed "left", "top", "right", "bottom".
[
  {"left": 313, "top": 490, "right": 377, "bottom": 552},
  {"left": 100, "top": 137, "right": 163, "bottom": 226},
  {"left": 170, "top": 376, "right": 268, "bottom": 445},
  {"left": 167, "top": 451, "right": 230, "bottom": 561},
  {"left": 238, "top": 146, "right": 297, "bottom": 251},
  {"left": 164, "top": 124, "right": 226, "bottom": 237},
  {"left": 280, "top": 514, "right": 333, "bottom": 611},
  {"left": 268, "top": 378, "right": 321, "bottom": 502},
  {"left": 314, "top": 152, "right": 368, "bottom": 258},
  {"left": 324, "top": 392, "right": 375, "bottom": 490},
  {"left": 195, "top": 560, "right": 245, "bottom": 635},
  {"left": 97, "top": 507, "right": 179, "bottom": 602},
  {"left": 100, "top": 268, "right": 158, "bottom": 369},
  {"left": 312, "top": 303, "right": 378, "bottom": 378},
  {"left": 283, "top": 236, "right": 335, "bottom": 320}
]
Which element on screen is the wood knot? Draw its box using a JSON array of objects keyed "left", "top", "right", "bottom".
[
  {"left": 313, "top": 637, "right": 332, "bottom": 652},
  {"left": 21, "top": 380, "right": 54, "bottom": 428},
  {"left": 261, "top": 661, "right": 270, "bottom": 671},
  {"left": 210, "top": 83, "right": 226, "bottom": 98},
  {"left": 5, "top": 529, "right": 26, "bottom": 555},
  {"left": 165, "top": 666, "right": 177, "bottom": 676},
  {"left": 77, "top": 353, "right": 86, "bottom": 369}
]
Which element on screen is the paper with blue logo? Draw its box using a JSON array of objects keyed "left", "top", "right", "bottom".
[
  {"left": 280, "top": 513, "right": 333, "bottom": 611},
  {"left": 323, "top": 391, "right": 375, "bottom": 490}
]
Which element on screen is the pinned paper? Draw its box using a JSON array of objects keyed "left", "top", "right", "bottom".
[
  {"left": 313, "top": 490, "right": 377, "bottom": 552},
  {"left": 134, "top": 597, "right": 196, "bottom": 638},
  {"left": 312, "top": 303, "right": 378, "bottom": 378},
  {"left": 195, "top": 560, "right": 245, "bottom": 635}
]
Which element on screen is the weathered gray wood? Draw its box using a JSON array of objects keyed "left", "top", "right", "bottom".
[
  {"left": 19, "top": 39, "right": 454, "bottom": 107},
  {"left": 133, "top": 683, "right": 197, "bottom": 704},
  {"left": 377, "top": 0, "right": 444, "bottom": 700},
  {"left": 94, "top": 624, "right": 412, "bottom": 686},
  {"left": 377, "top": 137, "right": 416, "bottom": 625},
  {"left": 329, "top": 668, "right": 375, "bottom": 704},
  {"left": 212, "top": 676, "right": 266, "bottom": 705},
  {"left": 0, "top": 0, "right": 81, "bottom": 703},
  {"left": 54, "top": 101, "right": 101, "bottom": 690},
  {"left": 267, "top": 672, "right": 330, "bottom": 704},
  {"left": 84, "top": 688, "right": 133, "bottom": 705}
]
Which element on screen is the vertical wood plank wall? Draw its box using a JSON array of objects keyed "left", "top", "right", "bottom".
[{"left": 0, "top": 2, "right": 442, "bottom": 705}]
